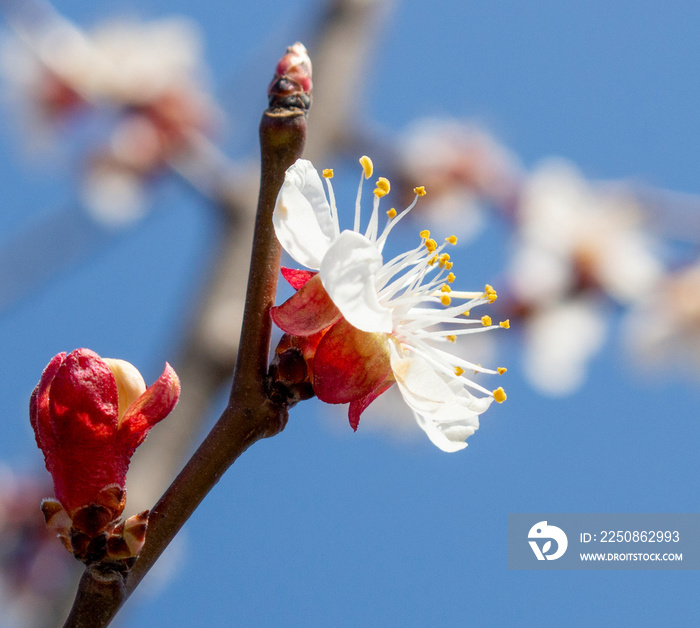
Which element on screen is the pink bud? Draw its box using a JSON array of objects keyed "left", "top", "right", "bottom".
[
  {"left": 274, "top": 42, "right": 313, "bottom": 94},
  {"left": 268, "top": 42, "right": 313, "bottom": 109}
]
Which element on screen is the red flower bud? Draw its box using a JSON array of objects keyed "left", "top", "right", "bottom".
[{"left": 30, "top": 349, "right": 180, "bottom": 537}]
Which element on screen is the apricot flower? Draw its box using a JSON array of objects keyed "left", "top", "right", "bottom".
[{"left": 272, "top": 158, "right": 508, "bottom": 452}]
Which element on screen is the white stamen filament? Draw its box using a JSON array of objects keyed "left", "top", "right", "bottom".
[
  {"left": 365, "top": 194, "right": 381, "bottom": 242},
  {"left": 354, "top": 169, "right": 365, "bottom": 232},
  {"left": 375, "top": 194, "right": 421, "bottom": 249},
  {"left": 324, "top": 177, "right": 341, "bottom": 238}
]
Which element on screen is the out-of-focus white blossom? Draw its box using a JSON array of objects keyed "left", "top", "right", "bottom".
[
  {"left": 81, "top": 157, "right": 148, "bottom": 226},
  {"left": 398, "top": 118, "right": 522, "bottom": 239},
  {"left": 507, "top": 160, "right": 663, "bottom": 395},
  {"left": 1, "top": 9, "right": 222, "bottom": 224},
  {"left": 625, "top": 262, "right": 700, "bottom": 372},
  {"left": 75, "top": 19, "right": 203, "bottom": 105},
  {"left": 512, "top": 159, "right": 663, "bottom": 305},
  {"left": 2, "top": 13, "right": 209, "bottom": 109},
  {"left": 511, "top": 161, "right": 663, "bottom": 303},
  {"left": 523, "top": 297, "right": 608, "bottom": 396},
  {"left": 1, "top": 22, "right": 86, "bottom": 146}
]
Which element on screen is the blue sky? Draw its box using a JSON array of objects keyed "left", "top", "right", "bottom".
[{"left": 1, "top": 1, "right": 699, "bottom": 626}]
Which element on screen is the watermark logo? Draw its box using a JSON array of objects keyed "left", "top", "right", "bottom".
[
  {"left": 528, "top": 521, "right": 568, "bottom": 560},
  {"left": 510, "top": 514, "right": 700, "bottom": 570}
]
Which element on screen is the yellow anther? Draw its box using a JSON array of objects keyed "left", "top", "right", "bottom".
[
  {"left": 493, "top": 387, "right": 507, "bottom": 403},
  {"left": 414, "top": 186, "right": 427, "bottom": 196},
  {"left": 481, "top": 315, "right": 492, "bottom": 326},
  {"left": 425, "top": 239, "right": 438, "bottom": 252},
  {"left": 445, "top": 261, "right": 453, "bottom": 270},
  {"left": 439, "top": 253, "right": 450, "bottom": 268},
  {"left": 428, "top": 256, "right": 437, "bottom": 266},
  {"left": 374, "top": 177, "right": 390, "bottom": 197},
  {"left": 441, "top": 294, "right": 452, "bottom": 306},
  {"left": 462, "top": 310, "right": 470, "bottom": 317},
  {"left": 497, "top": 367, "right": 507, "bottom": 375},
  {"left": 440, "top": 284, "right": 452, "bottom": 293},
  {"left": 322, "top": 169, "right": 334, "bottom": 179},
  {"left": 446, "top": 335, "right": 457, "bottom": 343},
  {"left": 387, "top": 208, "right": 397, "bottom": 219},
  {"left": 419, "top": 229, "right": 431, "bottom": 239},
  {"left": 359, "top": 155, "right": 374, "bottom": 178},
  {"left": 454, "top": 366, "right": 465, "bottom": 376},
  {"left": 445, "top": 235, "right": 458, "bottom": 245},
  {"left": 484, "top": 284, "right": 498, "bottom": 303},
  {"left": 499, "top": 319, "right": 510, "bottom": 329}
]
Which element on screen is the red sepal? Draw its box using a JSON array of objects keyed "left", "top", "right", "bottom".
[
  {"left": 312, "top": 318, "right": 393, "bottom": 405},
  {"left": 348, "top": 378, "right": 395, "bottom": 431},
  {"left": 271, "top": 273, "right": 342, "bottom": 336},
  {"left": 281, "top": 267, "right": 317, "bottom": 290}
]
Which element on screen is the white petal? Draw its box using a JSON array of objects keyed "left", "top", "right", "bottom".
[
  {"left": 320, "top": 230, "right": 393, "bottom": 333},
  {"left": 273, "top": 159, "right": 336, "bottom": 269},
  {"left": 390, "top": 347, "right": 491, "bottom": 452}
]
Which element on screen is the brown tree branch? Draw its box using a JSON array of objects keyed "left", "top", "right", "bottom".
[
  {"left": 60, "top": 55, "right": 309, "bottom": 628},
  {"left": 61, "top": 566, "right": 126, "bottom": 628}
]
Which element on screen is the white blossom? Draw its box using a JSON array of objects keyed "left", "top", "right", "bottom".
[{"left": 273, "top": 157, "right": 508, "bottom": 452}]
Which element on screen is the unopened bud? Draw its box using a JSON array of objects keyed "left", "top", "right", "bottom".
[
  {"left": 30, "top": 349, "right": 179, "bottom": 541},
  {"left": 268, "top": 42, "right": 312, "bottom": 111}
]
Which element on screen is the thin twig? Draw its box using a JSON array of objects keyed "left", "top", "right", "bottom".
[{"left": 61, "top": 566, "right": 126, "bottom": 628}]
